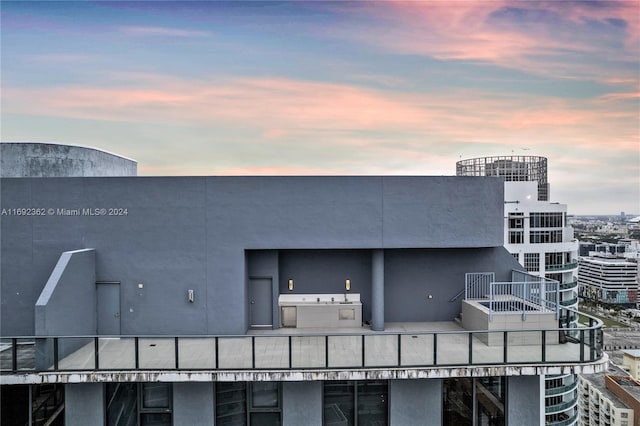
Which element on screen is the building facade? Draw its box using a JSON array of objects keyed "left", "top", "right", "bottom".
[
  {"left": 578, "top": 365, "right": 637, "bottom": 426},
  {"left": 457, "top": 156, "right": 580, "bottom": 425},
  {"left": 579, "top": 256, "right": 639, "bottom": 306},
  {"left": 1, "top": 173, "right": 605, "bottom": 426}
]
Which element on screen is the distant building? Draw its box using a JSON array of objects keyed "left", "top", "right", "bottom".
[
  {"left": 580, "top": 242, "right": 628, "bottom": 257},
  {"left": 0, "top": 142, "right": 137, "bottom": 177},
  {"left": 457, "top": 155, "right": 580, "bottom": 426},
  {"left": 623, "top": 350, "right": 640, "bottom": 382},
  {"left": 579, "top": 364, "right": 637, "bottom": 426},
  {"left": 579, "top": 255, "right": 639, "bottom": 306}
]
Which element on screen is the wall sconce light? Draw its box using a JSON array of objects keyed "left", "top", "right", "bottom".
[
  {"left": 188, "top": 289, "right": 195, "bottom": 303},
  {"left": 345, "top": 279, "right": 351, "bottom": 291},
  {"left": 288, "top": 279, "right": 294, "bottom": 291},
  {"left": 138, "top": 283, "right": 144, "bottom": 289}
]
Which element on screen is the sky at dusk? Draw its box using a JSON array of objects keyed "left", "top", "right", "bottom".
[{"left": 1, "top": 1, "right": 638, "bottom": 215}]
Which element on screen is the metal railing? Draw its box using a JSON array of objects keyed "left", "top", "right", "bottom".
[
  {"left": 560, "top": 298, "right": 578, "bottom": 307},
  {"left": 546, "top": 261, "right": 578, "bottom": 272},
  {"left": 464, "top": 272, "right": 495, "bottom": 299},
  {"left": 560, "top": 279, "right": 579, "bottom": 291},
  {"left": 466, "top": 271, "right": 559, "bottom": 321},
  {"left": 0, "top": 314, "right": 603, "bottom": 374},
  {"left": 546, "top": 378, "right": 579, "bottom": 397}
]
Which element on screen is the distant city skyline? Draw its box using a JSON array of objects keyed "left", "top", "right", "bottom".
[{"left": 1, "top": 1, "right": 638, "bottom": 215}]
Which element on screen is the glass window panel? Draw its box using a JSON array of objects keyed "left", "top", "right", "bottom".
[
  {"left": 106, "top": 383, "right": 137, "bottom": 426},
  {"left": 357, "top": 381, "right": 388, "bottom": 426},
  {"left": 251, "top": 382, "right": 279, "bottom": 408},
  {"left": 476, "top": 377, "right": 506, "bottom": 426},
  {"left": 216, "top": 382, "right": 247, "bottom": 426},
  {"left": 250, "top": 412, "right": 281, "bottom": 426},
  {"left": 142, "top": 383, "right": 171, "bottom": 409},
  {"left": 324, "top": 381, "right": 354, "bottom": 426},
  {"left": 140, "top": 413, "right": 172, "bottom": 426},
  {"left": 443, "top": 378, "right": 473, "bottom": 426}
]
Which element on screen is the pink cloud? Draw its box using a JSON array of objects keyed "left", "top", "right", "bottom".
[
  {"left": 345, "top": 1, "right": 639, "bottom": 82},
  {"left": 3, "top": 74, "right": 637, "bottom": 155}
]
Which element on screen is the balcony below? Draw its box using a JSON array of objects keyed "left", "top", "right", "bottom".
[{"left": 1, "top": 319, "right": 607, "bottom": 385}]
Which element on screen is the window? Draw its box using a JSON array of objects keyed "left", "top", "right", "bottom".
[
  {"left": 530, "top": 212, "right": 563, "bottom": 228},
  {"left": 106, "top": 383, "right": 172, "bottom": 426},
  {"left": 509, "top": 231, "right": 523, "bottom": 244},
  {"left": 216, "top": 382, "right": 282, "bottom": 426},
  {"left": 508, "top": 213, "right": 524, "bottom": 229},
  {"left": 529, "top": 230, "right": 562, "bottom": 243},
  {"left": 524, "top": 253, "right": 539, "bottom": 272},
  {"left": 323, "top": 381, "right": 388, "bottom": 426},
  {"left": 545, "top": 252, "right": 566, "bottom": 269},
  {"left": 443, "top": 377, "right": 505, "bottom": 426}
]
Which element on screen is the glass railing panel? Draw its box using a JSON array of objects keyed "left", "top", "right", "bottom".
[
  {"left": 327, "top": 335, "right": 362, "bottom": 368},
  {"left": 254, "top": 336, "right": 289, "bottom": 369},
  {"left": 471, "top": 331, "right": 504, "bottom": 364},
  {"left": 582, "top": 328, "right": 602, "bottom": 361},
  {"left": 177, "top": 338, "right": 215, "bottom": 369},
  {"left": 364, "top": 335, "right": 397, "bottom": 367},
  {"left": 546, "top": 379, "right": 578, "bottom": 396},
  {"left": 57, "top": 337, "right": 95, "bottom": 370},
  {"left": 0, "top": 339, "right": 13, "bottom": 371},
  {"left": 218, "top": 337, "right": 252, "bottom": 369},
  {"left": 98, "top": 337, "right": 135, "bottom": 369},
  {"left": 400, "top": 334, "right": 433, "bottom": 366},
  {"left": 546, "top": 331, "right": 581, "bottom": 363},
  {"left": 436, "top": 333, "right": 469, "bottom": 365},
  {"left": 596, "top": 329, "right": 604, "bottom": 359},
  {"left": 506, "top": 331, "right": 542, "bottom": 363},
  {"left": 291, "top": 336, "right": 326, "bottom": 368},
  {"left": 138, "top": 338, "right": 175, "bottom": 369},
  {"left": 13, "top": 339, "right": 36, "bottom": 371}
]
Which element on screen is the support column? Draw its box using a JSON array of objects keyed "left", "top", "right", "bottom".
[
  {"left": 507, "top": 375, "right": 542, "bottom": 426},
  {"left": 65, "top": 383, "right": 104, "bottom": 426},
  {"left": 174, "top": 382, "right": 214, "bottom": 425},
  {"left": 283, "top": 382, "right": 322, "bottom": 426},
  {"left": 372, "top": 249, "right": 384, "bottom": 331},
  {"left": 390, "top": 379, "right": 442, "bottom": 425}
]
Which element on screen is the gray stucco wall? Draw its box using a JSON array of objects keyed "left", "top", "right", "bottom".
[
  {"left": 33, "top": 249, "right": 96, "bottom": 369},
  {"left": 384, "top": 247, "right": 521, "bottom": 322},
  {"left": 1, "top": 176, "right": 504, "bottom": 335},
  {"left": 35, "top": 249, "right": 96, "bottom": 336},
  {"left": 507, "top": 375, "right": 542, "bottom": 425},
  {"left": 282, "top": 381, "right": 322, "bottom": 426},
  {"left": 278, "top": 249, "right": 373, "bottom": 321},
  {"left": 173, "top": 382, "right": 214, "bottom": 425},
  {"left": 0, "top": 142, "right": 137, "bottom": 177},
  {"left": 65, "top": 383, "right": 104, "bottom": 426},
  {"left": 390, "top": 379, "right": 442, "bottom": 426}
]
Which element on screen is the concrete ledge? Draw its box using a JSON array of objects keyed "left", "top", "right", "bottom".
[{"left": 0, "top": 354, "right": 608, "bottom": 385}]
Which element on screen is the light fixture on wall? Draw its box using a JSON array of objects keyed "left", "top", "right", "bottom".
[
  {"left": 288, "top": 279, "right": 294, "bottom": 291},
  {"left": 345, "top": 279, "right": 351, "bottom": 291}
]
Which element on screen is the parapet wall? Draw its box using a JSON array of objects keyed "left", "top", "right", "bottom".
[{"left": 0, "top": 142, "right": 137, "bottom": 177}]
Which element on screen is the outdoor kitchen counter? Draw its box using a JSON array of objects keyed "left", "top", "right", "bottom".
[{"left": 279, "top": 294, "right": 362, "bottom": 328}]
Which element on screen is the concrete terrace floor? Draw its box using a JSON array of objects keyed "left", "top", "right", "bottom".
[{"left": 2, "top": 321, "right": 596, "bottom": 373}]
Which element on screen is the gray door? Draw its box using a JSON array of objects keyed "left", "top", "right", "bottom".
[
  {"left": 97, "top": 282, "right": 121, "bottom": 335},
  {"left": 249, "top": 278, "right": 272, "bottom": 328}
]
